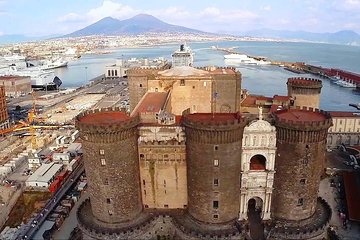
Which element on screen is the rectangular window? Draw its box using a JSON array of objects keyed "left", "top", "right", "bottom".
[
  {"left": 104, "top": 178, "right": 109, "bottom": 185},
  {"left": 214, "top": 159, "right": 219, "bottom": 166},
  {"left": 99, "top": 149, "right": 105, "bottom": 155},
  {"left": 213, "top": 200, "right": 219, "bottom": 209},
  {"left": 106, "top": 198, "right": 112, "bottom": 204},
  {"left": 300, "top": 179, "right": 306, "bottom": 185},
  {"left": 214, "top": 179, "right": 219, "bottom": 186},
  {"left": 214, "top": 145, "right": 219, "bottom": 151},
  {"left": 203, "top": 81, "right": 207, "bottom": 87},
  {"left": 180, "top": 79, "right": 185, "bottom": 86},
  {"left": 101, "top": 158, "right": 106, "bottom": 166},
  {"left": 297, "top": 198, "right": 304, "bottom": 206},
  {"left": 213, "top": 214, "right": 219, "bottom": 219}
]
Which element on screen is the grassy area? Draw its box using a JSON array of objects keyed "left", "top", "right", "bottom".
[{"left": 4, "top": 191, "right": 51, "bottom": 228}]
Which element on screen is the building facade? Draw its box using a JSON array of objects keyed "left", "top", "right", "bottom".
[
  {"left": 0, "top": 85, "right": 9, "bottom": 130},
  {"left": 76, "top": 66, "right": 332, "bottom": 239},
  {"left": 0, "top": 75, "right": 32, "bottom": 97}
]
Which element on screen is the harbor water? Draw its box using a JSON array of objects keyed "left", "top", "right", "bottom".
[{"left": 54, "top": 41, "right": 360, "bottom": 111}]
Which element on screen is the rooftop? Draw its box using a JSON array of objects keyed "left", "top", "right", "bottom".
[
  {"left": 287, "top": 77, "right": 322, "bottom": 86},
  {"left": 275, "top": 109, "right": 328, "bottom": 122},
  {"left": 131, "top": 92, "right": 168, "bottom": 116},
  {"left": 158, "top": 66, "right": 209, "bottom": 77},
  {"left": 78, "top": 111, "right": 130, "bottom": 126},
  {"left": 26, "top": 162, "right": 63, "bottom": 184},
  {"left": 273, "top": 95, "right": 291, "bottom": 102}
]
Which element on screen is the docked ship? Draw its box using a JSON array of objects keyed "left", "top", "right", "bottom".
[
  {"left": 40, "top": 58, "right": 68, "bottom": 70},
  {"left": 224, "top": 54, "right": 270, "bottom": 65},
  {"left": 0, "top": 66, "right": 62, "bottom": 90}
]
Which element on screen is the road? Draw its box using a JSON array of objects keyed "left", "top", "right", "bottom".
[{"left": 17, "top": 162, "right": 84, "bottom": 240}]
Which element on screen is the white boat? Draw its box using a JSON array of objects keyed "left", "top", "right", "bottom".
[
  {"left": 40, "top": 58, "right": 68, "bottom": 70},
  {"left": 335, "top": 80, "right": 357, "bottom": 88},
  {"left": 329, "top": 75, "right": 341, "bottom": 81},
  {"left": 224, "top": 54, "right": 270, "bottom": 65},
  {"left": 0, "top": 66, "right": 60, "bottom": 90}
]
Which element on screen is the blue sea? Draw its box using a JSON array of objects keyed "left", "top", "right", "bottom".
[{"left": 54, "top": 41, "right": 360, "bottom": 111}]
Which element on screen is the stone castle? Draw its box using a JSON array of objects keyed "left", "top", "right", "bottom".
[{"left": 75, "top": 57, "right": 333, "bottom": 239}]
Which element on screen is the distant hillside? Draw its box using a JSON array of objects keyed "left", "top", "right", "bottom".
[
  {"left": 64, "top": 14, "right": 207, "bottom": 37},
  {"left": 242, "top": 29, "right": 360, "bottom": 45},
  {"left": 0, "top": 34, "right": 60, "bottom": 45}
]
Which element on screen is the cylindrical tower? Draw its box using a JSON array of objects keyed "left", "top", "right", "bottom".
[
  {"left": 182, "top": 113, "right": 247, "bottom": 224},
  {"left": 272, "top": 107, "right": 332, "bottom": 221},
  {"left": 287, "top": 77, "right": 322, "bottom": 109},
  {"left": 76, "top": 108, "right": 142, "bottom": 224}
]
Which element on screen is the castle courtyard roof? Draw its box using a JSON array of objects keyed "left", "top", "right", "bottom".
[
  {"left": 158, "top": 66, "right": 209, "bottom": 77},
  {"left": 131, "top": 92, "right": 168, "bottom": 116},
  {"left": 275, "top": 109, "right": 328, "bottom": 122}
]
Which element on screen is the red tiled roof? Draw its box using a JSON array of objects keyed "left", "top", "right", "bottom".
[
  {"left": 329, "top": 111, "right": 360, "bottom": 118},
  {"left": 273, "top": 95, "right": 290, "bottom": 102},
  {"left": 132, "top": 92, "right": 168, "bottom": 116},
  {"left": 343, "top": 172, "right": 360, "bottom": 221},
  {"left": 79, "top": 111, "right": 129, "bottom": 125},
  {"left": 275, "top": 109, "right": 327, "bottom": 122},
  {"left": 241, "top": 95, "right": 257, "bottom": 107}
]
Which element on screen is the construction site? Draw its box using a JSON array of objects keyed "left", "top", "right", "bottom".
[{"left": 0, "top": 75, "right": 129, "bottom": 239}]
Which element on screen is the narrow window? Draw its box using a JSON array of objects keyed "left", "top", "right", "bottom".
[
  {"left": 143, "top": 180, "right": 146, "bottom": 186},
  {"left": 99, "top": 149, "right": 105, "bottom": 155},
  {"left": 300, "top": 179, "right": 306, "bottom": 185},
  {"left": 180, "top": 79, "right": 185, "bottom": 86},
  {"left": 214, "top": 159, "right": 219, "bottom": 167},
  {"left": 140, "top": 154, "right": 145, "bottom": 159},
  {"left": 100, "top": 158, "right": 106, "bottom": 166},
  {"left": 213, "top": 214, "right": 219, "bottom": 219},
  {"left": 104, "top": 178, "right": 109, "bottom": 185},
  {"left": 106, "top": 198, "right": 112, "bottom": 204},
  {"left": 214, "top": 179, "right": 219, "bottom": 186},
  {"left": 213, "top": 200, "right": 219, "bottom": 209},
  {"left": 140, "top": 84, "right": 142, "bottom": 87},
  {"left": 164, "top": 204, "right": 169, "bottom": 208},
  {"left": 144, "top": 190, "right": 146, "bottom": 195},
  {"left": 214, "top": 145, "right": 218, "bottom": 151},
  {"left": 297, "top": 198, "right": 304, "bottom": 206}
]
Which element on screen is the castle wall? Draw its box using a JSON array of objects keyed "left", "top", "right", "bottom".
[
  {"left": 287, "top": 78, "right": 322, "bottom": 109},
  {"left": 183, "top": 114, "right": 246, "bottom": 224},
  {"left": 213, "top": 72, "right": 242, "bottom": 113},
  {"left": 272, "top": 109, "right": 332, "bottom": 221},
  {"left": 128, "top": 75, "right": 148, "bottom": 112},
  {"left": 76, "top": 110, "right": 142, "bottom": 223}
]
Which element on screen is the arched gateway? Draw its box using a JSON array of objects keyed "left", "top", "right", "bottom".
[{"left": 239, "top": 110, "right": 276, "bottom": 221}]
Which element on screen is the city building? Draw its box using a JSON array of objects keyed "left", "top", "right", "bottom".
[
  {"left": 327, "top": 111, "right": 360, "bottom": 148},
  {"left": 25, "top": 162, "right": 63, "bottom": 188},
  {"left": 0, "top": 76, "right": 32, "bottom": 97},
  {"left": 0, "top": 85, "right": 9, "bottom": 130}
]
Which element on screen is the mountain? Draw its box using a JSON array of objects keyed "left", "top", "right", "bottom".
[
  {"left": 242, "top": 29, "right": 360, "bottom": 45},
  {"left": 64, "top": 14, "right": 206, "bottom": 37}
]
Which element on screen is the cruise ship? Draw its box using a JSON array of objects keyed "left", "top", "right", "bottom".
[
  {"left": 224, "top": 54, "right": 270, "bottom": 65},
  {"left": 0, "top": 55, "right": 62, "bottom": 90},
  {"left": 0, "top": 66, "right": 61, "bottom": 90}
]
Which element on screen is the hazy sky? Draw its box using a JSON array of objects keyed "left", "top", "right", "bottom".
[{"left": 0, "top": 0, "right": 359, "bottom": 36}]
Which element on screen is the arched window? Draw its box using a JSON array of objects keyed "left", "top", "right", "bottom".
[
  {"left": 111, "top": 70, "right": 114, "bottom": 76},
  {"left": 250, "top": 154, "right": 266, "bottom": 170}
]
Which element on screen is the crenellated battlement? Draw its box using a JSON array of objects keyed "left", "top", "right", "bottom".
[
  {"left": 182, "top": 113, "right": 247, "bottom": 144},
  {"left": 75, "top": 107, "right": 140, "bottom": 143},
  {"left": 287, "top": 77, "right": 322, "bottom": 89},
  {"left": 182, "top": 112, "right": 247, "bottom": 131},
  {"left": 127, "top": 66, "right": 170, "bottom": 76},
  {"left": 273, "top": 107, "right": 332, "bottom": 143}
]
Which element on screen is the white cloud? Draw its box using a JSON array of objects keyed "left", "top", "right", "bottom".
[
  {"left": 262, "top": 5, "right": 271, "bottom": 11},
  {"left": 57, "top": 13, "right": 84, "bottom": 23},
  {"left": 87, "top": 0, "right": 137, "bottom": 21}
]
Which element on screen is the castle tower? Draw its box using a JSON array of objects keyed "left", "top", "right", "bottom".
[
  {"left": 182, "top": 113, "right": 247, "bottom": 224},
  {"left": 271, "top": 107, "right": 332, "bottom": 221},
  {"left": 75, "top": 108, "right": 143, "bottom": 237},
  {"left": 287, "top": 77, "right": 322, "bottom": 109}
]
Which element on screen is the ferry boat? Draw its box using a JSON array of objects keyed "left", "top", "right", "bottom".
[
  {"left": 40, "top": 58, "right": 68, "bottom": 70},
  {"left": 335, "top": 80, "right": 357, "bottom": 88},
  {"left": 0, "top": 66, "right": 61, "bottom": 90}
]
